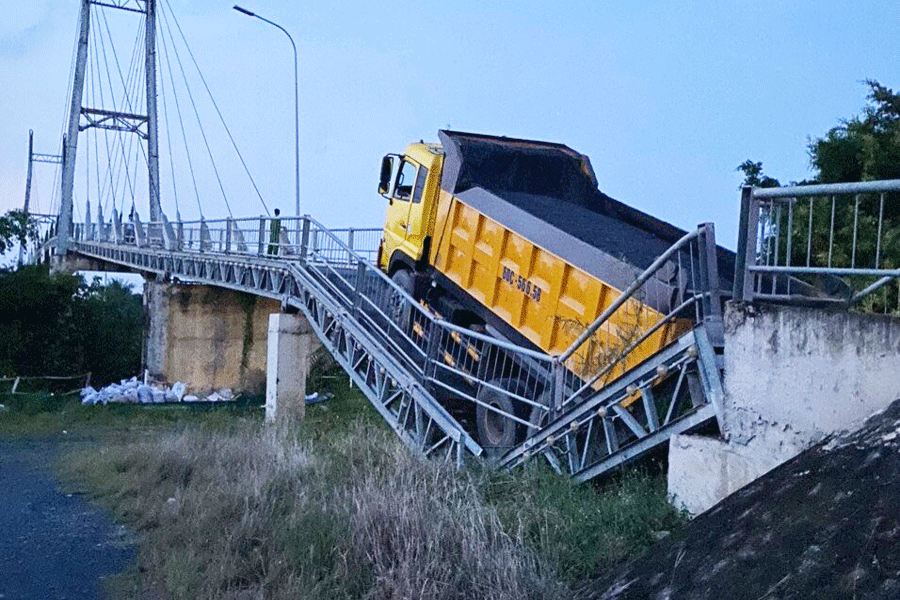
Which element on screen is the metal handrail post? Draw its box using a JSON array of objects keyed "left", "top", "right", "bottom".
[
  {"left": 299, "top": 217, "right": 311, "bottom": 264},
  {"left": 734, "top": 186, "right": 760, "bottom": 302},
  {"left": 697, "top": 222, "right": 724, "bottom": 346}
]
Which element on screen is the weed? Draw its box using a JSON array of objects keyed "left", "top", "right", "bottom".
[{"left": 63, "top": 419, "right": 571, "bottom": 599}]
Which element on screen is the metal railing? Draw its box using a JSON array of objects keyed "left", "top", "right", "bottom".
[
  {"left": 290, "top": 219, "right": 726, "bottom": 476},
  {"left": 499, "top": 224, "right": 726, "bottom": 475},
  {"left": 70, "top": 211, "right": 383, "bottom": 265},
  {"left": 734, "top": 179, "right": 900, "bottom": 309},
  {"left": 61, "top": 210, "right": 726, "bottom": 480}
]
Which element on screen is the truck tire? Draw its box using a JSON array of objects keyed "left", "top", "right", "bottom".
[
  {"left": 390, "top": 269, "right": 414, "bottom": 327},
  {"left": 527, "top": 391, "right": 552, "bottom": 436},
  {"left": 475, "top": 378, "right": 522, "bottom": 453}
]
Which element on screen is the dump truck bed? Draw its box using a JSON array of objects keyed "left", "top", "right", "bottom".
[{"left": 432, "top": 130, "right": 733, "bottom": 372}]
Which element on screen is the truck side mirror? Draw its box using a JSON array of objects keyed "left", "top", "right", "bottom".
[{"left": 378, "top": 155, "right": 395, "bottom": 197}]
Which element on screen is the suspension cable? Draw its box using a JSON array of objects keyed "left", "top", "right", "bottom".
[
  {"left": 158, "top": 6, "right": 233, "bottom": 217},
  {"left": 96, "top": 8, "right": 139, "bottom": 216},
  {"left": 158, "top": 48, "right": 180, "bottom": 217},
  {"left": 162, "top": 0, "right": 269, "bottom": 216},
  {"left": 157, "top": 12, "right": 203, "bottom": 217}
]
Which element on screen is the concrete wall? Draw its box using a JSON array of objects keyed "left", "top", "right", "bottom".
[
  {"left": 670, "top": 302, "right": 900, "bottom": 515},
  {"left": 145, "top": 282, "right": 282, "bottom": 395},
  {"left": 722, "top": 302, "right": 900, "bottom": 448}
]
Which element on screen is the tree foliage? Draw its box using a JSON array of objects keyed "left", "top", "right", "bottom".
[
  {"left": 738, "top": 80, "right": 899, "bottom": 187},
  {"left": 809, "top": 80, "right": 900, "bottom": 184},
  {"left": 736, "top": 160, "right": 780, "bottom": 188},
  {"left": 0, "top": 265, "right": 144, "bottom": 385},
  {"left": 0, "top": 210, "right": 38, "bottom": 255},
  {"left": 737, "top": 80, "right": 900, "bottom": 312}
]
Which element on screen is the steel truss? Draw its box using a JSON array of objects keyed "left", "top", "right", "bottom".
[
  {"left": 499, "top": 325, "right": 723, "bottom": 480},
  {"left": 59, "top": 211, "right": 725, "bottom": 482},
  {"left": 80, "top": 108, "right": 149, "bottom": 138},
  {"left": 70, "top": 236, "right": 482, "bottom": 463},
  {"left": 90, "top": 1, "right": 147, "bottom": 14}
]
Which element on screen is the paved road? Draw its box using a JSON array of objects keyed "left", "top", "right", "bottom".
[{"left": 0, "top": 439, "right": 133, "bottom": 600}]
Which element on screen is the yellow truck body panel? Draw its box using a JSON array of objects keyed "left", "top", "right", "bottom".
[{"left": 432, "top": 189, "right": 691, "bottom": 382}]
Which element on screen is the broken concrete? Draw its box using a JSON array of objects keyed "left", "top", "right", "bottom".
[{"left": 667, "top": 432, "right": 802, "bottom": 516}]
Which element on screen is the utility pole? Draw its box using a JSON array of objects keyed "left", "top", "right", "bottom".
[
  {"left": 20, "top": 131, "right": 34, "bottom": 266},
  {"left": 23, "top": 131, "right": 62, "bottom": 265}
]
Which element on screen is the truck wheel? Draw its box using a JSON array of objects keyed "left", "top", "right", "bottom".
[
  {"left": 527, "top": 391, "right": 552, "bottom": 436},
  {"left": 390, "top": 269, "right": 414, "bottom": 327},
  {"left": 475, "top": 378, "right": 521, "bottom": 453}
]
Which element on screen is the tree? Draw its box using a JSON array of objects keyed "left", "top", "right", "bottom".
[
  {"left": 736, "top": 160, "right": 780, "bottom": 188},
  {"left": 0, "top": 210, "right": 38, "bottom": 255},
  {"left": 738, "top": 80, "right": 900, "bottom": 312},
  {"left": 0, "top": 265, "right": 144, "bottom": 385},
  {"left": 809, "top": 80, "right": 900, "bottom": 184}
]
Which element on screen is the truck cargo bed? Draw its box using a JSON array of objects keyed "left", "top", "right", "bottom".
[{"left": 438, "top": 130, "right": 735, "bottom": 295}]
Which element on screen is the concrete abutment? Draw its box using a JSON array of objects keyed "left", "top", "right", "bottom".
[
  {"left": 143, "top": 282, "right": 317, "bottom": 421},
  {"left": 669, "top": 302, "right": 900, "bottom": 515}
]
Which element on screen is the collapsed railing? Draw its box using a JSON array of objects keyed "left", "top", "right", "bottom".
[
  {"left": 61, "top": 210, "right": 726, "bottom": 481},
  {"left": 734, "top": 179, "right": 900, "bottom": 309}
]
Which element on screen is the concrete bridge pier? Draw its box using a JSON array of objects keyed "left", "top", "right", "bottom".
[
  {"left": 265, "top": 313, "right": 313, "bottom": 424},
  {"left": 143, "top": 280, "right": 316, "bottom": 422}
]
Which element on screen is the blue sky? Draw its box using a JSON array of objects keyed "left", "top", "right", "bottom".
[{"left": 0, "top": 0, "right": 898, "bottom": 252}]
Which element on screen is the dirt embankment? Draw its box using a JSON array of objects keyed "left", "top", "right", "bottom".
[{"left": 581, "top": 399, "right": 900, "bottom": 600}]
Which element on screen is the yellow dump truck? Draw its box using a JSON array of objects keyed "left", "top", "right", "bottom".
[{"left": 376, "top": 130, "right": 727, "bottom": 449}]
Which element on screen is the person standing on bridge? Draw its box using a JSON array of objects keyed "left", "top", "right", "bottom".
[{"left": 268, "top": 208, "right": 281, "bottom": 256}]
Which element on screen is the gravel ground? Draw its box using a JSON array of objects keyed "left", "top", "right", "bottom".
[{"left": 0, "top": 438, "right": 134, "bottom": 600}]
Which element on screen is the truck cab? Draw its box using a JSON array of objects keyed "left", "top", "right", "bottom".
[{"left": 377, "top": 142, "right": 443, "bottom": 277}]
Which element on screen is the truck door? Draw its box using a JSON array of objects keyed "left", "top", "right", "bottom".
[
  {"left": 404, "top": 164, "right": 431, "bottom": 258},
  {"left": 382, "top": 157, "right": 418, "bottom": 269}
]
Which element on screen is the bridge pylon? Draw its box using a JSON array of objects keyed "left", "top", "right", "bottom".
[{"left": 57, "top": 0, "right": 160, "bottom": 256}]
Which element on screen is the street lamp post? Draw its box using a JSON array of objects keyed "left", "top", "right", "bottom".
[{"left": 233, "top": 5, "right": 300, "bottom": 220}]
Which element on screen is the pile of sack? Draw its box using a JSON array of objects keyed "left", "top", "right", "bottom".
[{"left": 80, "top": 376, "right": 235, "bottom": 405}]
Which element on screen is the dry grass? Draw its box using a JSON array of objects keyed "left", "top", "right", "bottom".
[
  {"left": 46, "top": 379, "right": 682, "bottom": 600},
  {"left": 65, "top": 419, "right": 571, "bottom": 599}
]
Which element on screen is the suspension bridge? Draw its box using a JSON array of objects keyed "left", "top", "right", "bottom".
[{"left": 24, "top": 0, "right": 900, "bottom": 487}]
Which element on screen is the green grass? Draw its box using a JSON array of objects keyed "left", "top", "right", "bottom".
[
  {"left": 0, "top": 391, "right": 261, "bottom": 439},
  {"left": 5, "top": 372, "right": 685, "bottom": 599}
]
